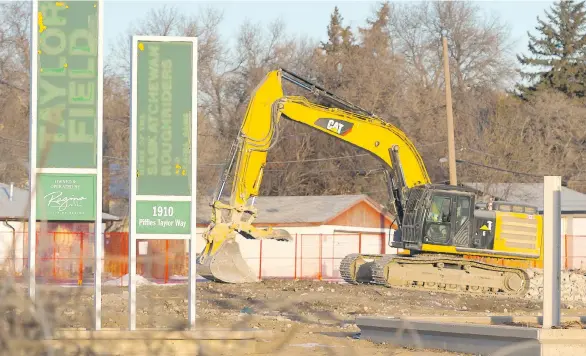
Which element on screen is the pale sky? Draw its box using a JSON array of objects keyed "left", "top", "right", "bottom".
[{"left": 101, "top": 0, "right": 557, "bottom": 61}]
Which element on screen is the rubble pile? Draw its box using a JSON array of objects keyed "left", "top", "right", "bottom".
[{"left": 525, "top": 268, "right": 586, "bottom": 302}]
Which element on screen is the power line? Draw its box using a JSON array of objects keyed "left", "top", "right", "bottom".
[
  {"left": 266, "top": 153, "right": 370, "bottom": 164},
  {"left": 0, "top": 137, "right": 558, "bottom": 179},
  {"left": 104, "top": 152, "right": 373, "bottom": 166},
  {"left": 459, "top": 146, "right": 528, "bottom": 164},
  {"left": 415, "top": 140, "right": 448, "bottom": 148},
  {"left": 456, "top": 159, "right": 542, "bottom": 178},
  {"left": 0, "top": 135, "right": 27, "bottom": 146}
]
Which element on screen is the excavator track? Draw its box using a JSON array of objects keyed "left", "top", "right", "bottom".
[
  {"left": 371, "top": 254, "right": 530, "bottom": 297},
  {"left": 339, "top": 253, "right": 385, "bottom": 284},
  {"left": 340, "top": 253, "right": 530, "bottom": 297}
]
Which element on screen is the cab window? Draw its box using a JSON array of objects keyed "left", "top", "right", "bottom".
[
  {"left": 427, "top": 196, "right": 452, "bottom": 223},
  {"left": 456, "top": 197, "right": 470, "bottom": 229}
]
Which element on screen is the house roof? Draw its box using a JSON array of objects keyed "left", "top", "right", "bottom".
[
  {"left": 0, "top": 182, "right": 120, "bottom": 221},
  {"left": 463, "top": 182, "right": 586, "bottom": 214},
  {"left": 196, "top": 194, "right": 394, "bottom": 225}
]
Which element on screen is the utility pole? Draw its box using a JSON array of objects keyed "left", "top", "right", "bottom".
[{"left": 441, "top": 29, "right": 457, "bottom": 186}]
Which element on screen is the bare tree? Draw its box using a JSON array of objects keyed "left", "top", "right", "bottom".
[
  {"left": 455, "top": 89, "right": 586, "bottom": 186},
  {"left": 390, "top": 1, "right": 517, "bottom": 91},
  {"left": 0, "top": 1, "right": 31, "bottom": 186},
  {"left": 2, "top": 0, "right": 584, "bottom": 205}
]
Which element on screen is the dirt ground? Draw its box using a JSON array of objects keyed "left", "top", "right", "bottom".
[{"left": 32, "top": 279, "right": 586, "bottom": 355}]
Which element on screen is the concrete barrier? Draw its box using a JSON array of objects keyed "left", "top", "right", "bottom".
[
  {"left": 356, "top": 316, "right": 586, "bottom": 356},
  {"left": 384, "top": 315, "right": 586, "bottom": 325},
  {"left": 38, "top": 328, "right": 272, "bottom": 355}
]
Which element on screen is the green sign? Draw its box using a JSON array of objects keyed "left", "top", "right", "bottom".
[
  {"left": 135, "top": 201, "right": 191, "bottom": 234},
  {"left": 135, "top": 40, "right": 193, "bottom": 196},
  {"left": 36, "top": 1, "right": 99, "bottom": 169},
  {"left": 36, "top": 174, "right": 97, "bottom": 221}
]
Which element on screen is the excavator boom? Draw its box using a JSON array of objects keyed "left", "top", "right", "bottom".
[
  {"left": 197, "top": 71, "right": 291, "bottom": 283},
  {"left": 197, "top": 68, "right": 431, "bottom": 283}
]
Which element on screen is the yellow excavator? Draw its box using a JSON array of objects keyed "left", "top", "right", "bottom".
[{"left": 196, "top": 68, "right": 543, "bottom": 296}]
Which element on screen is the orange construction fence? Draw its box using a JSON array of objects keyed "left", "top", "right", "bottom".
[{"left": 1, "top": 231, "right": 585, "bottom": 284}]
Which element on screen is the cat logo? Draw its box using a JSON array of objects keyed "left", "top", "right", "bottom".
[{"left": 314, "top": 118, "right": 354, "bottom": 136}]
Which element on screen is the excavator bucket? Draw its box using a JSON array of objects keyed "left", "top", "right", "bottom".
[
  {"left": 197, "top": 238, "right": 259, "bottom": 283},
  {"left": 196, "top": 223, "right": 293, "bottom": 283}
]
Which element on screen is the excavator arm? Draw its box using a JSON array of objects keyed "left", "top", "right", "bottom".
[{"left": 196, "top": 69, "right": 432, "bottom": 283}]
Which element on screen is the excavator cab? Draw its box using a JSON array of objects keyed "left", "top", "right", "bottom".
[
  {"left": 394, "top": 184, "right": 479, "bottom": 252},
  {"left": 390, "top": 183, "right": 541, "bottom": 260}
]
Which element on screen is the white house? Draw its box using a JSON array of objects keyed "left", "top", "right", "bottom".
[{"left": 195, "top": 194, "right": 398, "bottom": 280}]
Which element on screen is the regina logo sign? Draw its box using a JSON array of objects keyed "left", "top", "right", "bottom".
[{"left": 314, "top": 118, "right": 354, "bottom": 136}]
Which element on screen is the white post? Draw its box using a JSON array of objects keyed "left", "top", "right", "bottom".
[
  {"left": 128, "top": 35, "right": 138, "bottom": 331},
  {"left": 28, "top": 0, "right": 38, "bottom": 302},
  {"left": 543, "top": 176, "right": 561, "bottom": 329},
  {"left": 188, "top": 37, "right": 198, "bottom": 329},
  {"left": 94, "top": 0, "right": 104, "bottom": 331}
]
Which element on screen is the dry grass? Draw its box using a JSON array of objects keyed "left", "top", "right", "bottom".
[{"left": 0, "top": 265, "right": 582, "bottom": 355}]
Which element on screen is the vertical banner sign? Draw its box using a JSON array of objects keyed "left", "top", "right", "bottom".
[
  {"left": 30, "top": 0, "right": 103, "bottom": 329},
  {"left": 129, "top": 36, "right": 197, "bottom": 330}
]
